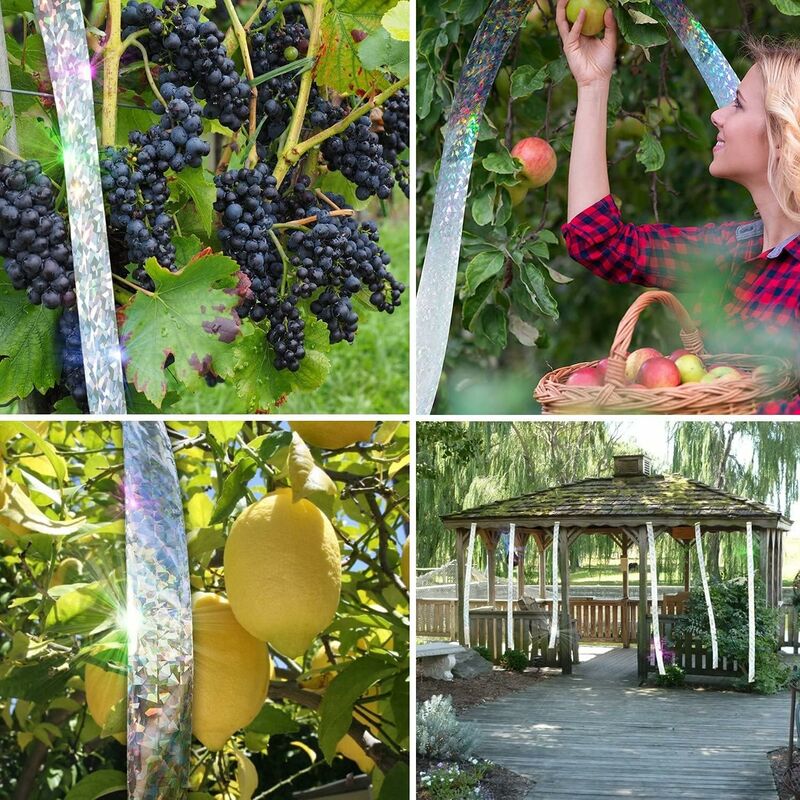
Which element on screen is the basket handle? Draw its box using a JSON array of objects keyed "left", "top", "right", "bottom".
[{"left": 604, "top": 290, "right": 705, "bottom": 387}]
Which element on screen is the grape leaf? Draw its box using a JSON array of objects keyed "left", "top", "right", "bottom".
[
  {"left": 0, "top": 272, "right": 60, "bottom": 403},
  {"left": 358, "top": 27, "right": 409, "bottom": 77},
  {"left": 119, "top": 254, "right": 242, "bottom": 407},
  {"left": 317, "top": 0, "right": 395, "bottom": 94},
  {"left": 769, "top": 0, "right": 800, "bottom": 13},
  {"left": 214, "top": 318, "right": 331, "bottom": 411},
  {"left": 170, "top": 167, "right": 217, "bottom": 238}
]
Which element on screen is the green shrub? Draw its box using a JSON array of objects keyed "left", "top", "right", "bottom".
[
  {"left": 499, "top": 648, "right": 528, "bottom": 672},
  {"left": 675, "top": 577, "right": 789, "bottom": 694},
  {"left": 656, "top": 664, "right": 685, "bottom": 688},
  {"left": 417, "top": 695, "right": 479, "bottom": 761},
  {"left": 472, "top": 645, "right": 493, "bottom": 663}
]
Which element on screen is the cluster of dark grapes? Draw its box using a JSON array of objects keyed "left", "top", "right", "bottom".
[
  {"left": 0, "top": 160, "right": 74, "bottom": 309},
  {"left": 100, "top": 84, "right": 210, "bottom": 281},
  {"left": 377, "top": 88, "right": 410, "bottom": 196},
  {"left": 249, "top": 4, "right": 310, "bottom": 144},
  {"left": 121, "top": 0, "right": 250, "bottom": 131},
  {"left": 214, "top": 167, "right": 404, "bottom": 370},
  {"left": 57, "top": 309, "right": 88, "bottom": 411}
]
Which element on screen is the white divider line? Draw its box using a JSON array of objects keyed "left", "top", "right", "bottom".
[{"left": 694, "top": 523, "right": 719, "bottom": 669}]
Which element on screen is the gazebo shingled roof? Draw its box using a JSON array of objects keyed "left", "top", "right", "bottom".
[{"left": 441, "top": 473, "right": 791, "bottom": 530}]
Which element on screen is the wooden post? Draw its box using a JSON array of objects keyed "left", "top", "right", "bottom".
[
  {"left": 456, "top": 528, "right": 466, "bottom": 644},
  {"left": 759, "top": 527, "right": 769, "bottom": 602},
  {"left": 538, "top": 538, "right": 547, "bottom": 599},
  {"left": 779, "top": 530, "right": 785, "bottom": 607},
  {"left": 683, "top": 542, "right": 691, "bottom": 592},
  {"left": 559, "top": 528, "right": 572, "bottom": 674},
  {"left": 621, "top": 535, "right": 630, "bottom": 648},
  {"left": 637, "top": 526, "right": 649, "bottom": 682},
  {"left": 486, "top": 534, "right": 497, "bottom": 607}
]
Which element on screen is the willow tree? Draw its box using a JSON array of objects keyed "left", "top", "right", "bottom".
[
  {"left": 669, "top": 422, "right": 800, "bottom": 581},
  {"left": 416, "top": 422, "right": 624, "bottom": 575}
]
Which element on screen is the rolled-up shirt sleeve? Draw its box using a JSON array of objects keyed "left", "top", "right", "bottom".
[{"left": 561, "top": 195, "right": 740, "bottom": 291}]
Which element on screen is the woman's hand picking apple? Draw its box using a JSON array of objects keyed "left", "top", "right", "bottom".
[{"left": 556, "top": 0, "right": 617, "bottom": 88}]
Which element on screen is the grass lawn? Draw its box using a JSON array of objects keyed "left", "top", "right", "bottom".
[{"left": 281, "top": 211, "right": 409, "bottom": 414}]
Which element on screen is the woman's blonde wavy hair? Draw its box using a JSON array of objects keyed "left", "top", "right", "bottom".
[{"left": 745, "top": 37, "right": 800, "bottom": 225}]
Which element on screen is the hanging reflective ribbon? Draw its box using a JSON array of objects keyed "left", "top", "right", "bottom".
[
  {"left": 124, "top": 422, "right": 192, "bottom": 797},
  {"left": 416, "top": 0, "right": 532, "bottom": 414},
  {"left": 746, "top": 521, "right": 756, "bottom": 684},
  {"left": 549, "top": 522, "right": 560, "bottom": 649},
  {"left": 463, "top": 523, "right": 477, "bottom": 646},
  {"left": 507, "top": 523, "right": 516, "bottom": 650},
  {"left": 651, "top": 0, "right": 739, "bottom": 108},
  {"left": 35, "top": 0, "right": 126, "bottom": 413},
  {"left": 694, "top": 523, "right": 719, "bottom": 669},
  {"left": 647, "top": 522, "right": 665, "bottom": 675}
]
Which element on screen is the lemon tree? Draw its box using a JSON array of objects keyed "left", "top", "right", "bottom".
[{"left": 0, "top": 421, "right": 409, "bottom": 798}]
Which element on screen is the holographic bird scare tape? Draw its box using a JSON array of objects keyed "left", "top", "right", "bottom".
[
  {"left": 124, "top": 422, "right": 192, "bottom": 798},
  {"left": 415, "top": 0, "right": 739, "bottom": 414},
  {"left": 35, "top": 0, "right": 126, "bottom": 414}
]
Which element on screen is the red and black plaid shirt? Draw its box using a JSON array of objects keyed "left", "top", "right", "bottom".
[{"left": 561, "top": 194, "right": 800, "bottom": 414}]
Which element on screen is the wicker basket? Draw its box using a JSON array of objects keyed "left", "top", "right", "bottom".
[{"left": 534, "top": 290, "right": 798, "bottom": 415}]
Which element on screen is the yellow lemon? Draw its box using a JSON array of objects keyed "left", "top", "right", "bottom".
[
  {"left": 84, "top": 663, "right": 126, "bottom": 745},
  {"left": 337, "top": 734, "right": 375, "bottom": 774},
  {"left": 289, "top": 422, "right": 376, "bottom": 450},
  {"left": 299, "top": 643, "right": 340, "bottom": 691},
  {"left": 192, "top": 592, "right": 270, "bottom": 751},
  {"left": 224, "top": 488, "right": 341, "bottom": 656},
  {"left": 401, "top": 537, "right": 410, "bottom": 588}
]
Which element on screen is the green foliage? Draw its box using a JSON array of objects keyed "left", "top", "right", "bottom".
[
  {"left": 0, "top": 421, "right": 410, "bottom": 796},
  {"left": 472, "top": 645, "right": 493, "bottom": 663},
  {"left": 500, "top": 648, "right": 528, "bottom": 672},
  {"left": 675, "top": 577, "right": 789, "bottom": 694},
  {"left": 655, "top": 664, "right": 685, "bottom": 688},
  {"left": 417, "top": 694, "right": 479, "bottom": 761},
  {"left": 417, "top": 0, "right": 799, "bottom": 412},
  {"left": 418, "top": 759, "right": 491, "bottom": 800}
]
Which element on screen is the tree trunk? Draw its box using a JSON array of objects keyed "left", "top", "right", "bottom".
[{"left": 707, "top": 424, "right": 735, "bottom": 580}]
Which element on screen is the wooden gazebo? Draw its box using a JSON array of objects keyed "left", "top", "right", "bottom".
[{"left": 440, "top": 455, "right": 791, "bottom": 680}]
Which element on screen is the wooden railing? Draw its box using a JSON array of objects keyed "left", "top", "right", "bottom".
[
  {"left": 418, "top": 597, "right": 642, "bottom": 646},
  {"left": 780, "top": 605, "right": 800, "bottom": 653},
  {"left": 468, "top": 609, "right": 580, "bottom": 667},
  {"left": 647, "top": 614, "right": 740, "bottom": 676}
]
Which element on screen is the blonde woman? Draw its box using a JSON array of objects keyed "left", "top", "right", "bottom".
[{"left": 556, "top": 0, "right": 800, "bottom": 412}]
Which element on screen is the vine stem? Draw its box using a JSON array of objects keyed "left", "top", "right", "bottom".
[
  {"left": 273, "top": 0, "right": 326, "bottom": 188},
  {"left": 113, "top": 273, "right": 153, "bottom": 296},
  {"left": 274, "top": 74, "right": 409, "bottom": 186},
  {"left": 101, "top": 0, "right": 122, "bottom": 147},
  {"left": 272, "top": 208, "right": 354, "bottom": 228},
  {"left": 127, "top": 39, "right": 166, "bottom": 109},
  {"left": 268, "top": 229, "right": 291, "bottom": 294},
  {"left": 221, "top": 0, "right": 259, "bottom": 156}
]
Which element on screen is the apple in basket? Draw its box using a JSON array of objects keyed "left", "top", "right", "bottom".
[
  {"left": 668, "top": 348, "right": 691, "bottom": 361},
  {"left": 700, "top": 366, "right": 742, "bottom": 383},
  {"left": 625, "top": 348, "right": 661, "bottom": 382},
  {"left": 674, "top": 354, "right": 707, "bottom": 384},
  {"left": 637, "top": 356, "right": 681, "bottom": 388},
  {"left": 565, "top": 366, "right": 604, "bottom": 386}
]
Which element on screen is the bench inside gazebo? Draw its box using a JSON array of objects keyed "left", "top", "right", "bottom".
[{"left": 433, "top": 454, "right": 791, "bottom": 681}]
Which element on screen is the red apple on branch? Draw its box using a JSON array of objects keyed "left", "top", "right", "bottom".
[{"left": 511, "top": 137, "right": 557, "bottom": 188}]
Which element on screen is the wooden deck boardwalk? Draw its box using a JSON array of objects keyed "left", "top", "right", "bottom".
[{"left": 460, "top": 646, "right": 788, "bottom": 799}]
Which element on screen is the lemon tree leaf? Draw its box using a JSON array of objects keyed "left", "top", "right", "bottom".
[
  {"left": 289, "top": 433, "right": 337, "bottom": 511},
  {"left": 64, "top": 771, "right": 127, "bottom": 800},
  {"left": 317, "top": 0, "right": 395, "bottom": 93},
  {"left": 209, "top": 459, "right": 257, "bottom": 525},
  {"left": 247, "top": 704, "right": 300, "bottom": 735},
  {"left": 119, "top": 254, "right": 242, "bottom": 407},
  {"left": 0, "top": 273, "right": 60, "bottom": 403},
  {"left": 45, "top": 582, "right": 117, "bottom": 635},
  {"left": 318, "top": 654, "right": 395, "bottom": 762}
]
